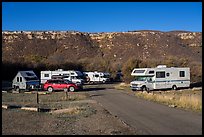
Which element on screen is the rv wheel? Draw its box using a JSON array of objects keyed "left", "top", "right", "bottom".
[
  {"left": 69, "top": 86, "right": 75, "bottom": 92},
  {"left": 47, "top": 87, "right": 53, "bottom": 92},
  {"left": 141, "top": 86, "right": 150, "bottom": 93},
  {"left": 141, "top": 86, "right": 147, "bottom": 92},
  {"left": 13, "top": 86, "right": 20, "bottom": 92},
  {"left": 172, "top": 85, "right": 177, "bottom": 90}
]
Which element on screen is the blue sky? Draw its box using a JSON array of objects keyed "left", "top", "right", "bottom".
[{"left": 2, "top": 2, "right": 202, "bottom": 32}]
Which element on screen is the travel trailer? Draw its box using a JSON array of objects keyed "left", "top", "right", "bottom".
[
  {"left": 83, "top": 71, "right": 110, "bottom": 83},
  {"left": 12, "top": 70, "right": 40, "bottom": 91},
  {"left": 40, "top": 69, "right": 84, "bottom": 85},
  {"left": 130, "top": 65, "right": 190, "bottom": 91}
]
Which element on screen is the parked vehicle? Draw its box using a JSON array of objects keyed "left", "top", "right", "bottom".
[
  {"left": 40, "top": 69, "right": 84, "bottom": 85},
  {"left": 83, "top": 71, "right": 110, "bottom": 83},
  {"left": 130, "top": 65, "right": 190, "bottom": 91},
  {"left": 12, "top": 70, "right": 40, "bottom": 91},
  {"left": 43, "top": 79, "right": 79, "bottom": 92}
]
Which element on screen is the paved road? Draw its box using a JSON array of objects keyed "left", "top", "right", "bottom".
[{"left": 89, "top": 89, "right": 202, "bottom": 135}]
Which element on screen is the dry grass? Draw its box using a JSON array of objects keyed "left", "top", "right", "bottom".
[
  {"left": 114, "top": 83, "right": 202, "bottom": 112},
  {"left": 175, "top": 94, "right": 202, "bottom": 111},
  {"left": 114, "top": 83, "right": 130, "bottom": 90},
  {"left": 50, "top": 106, "right": 89, "bottom": 116},
  {"left": 135, "top": 89, "right": 202, "bottom": 112},
  {"left": 2, "top": 91, "right": 89, "bottom": 109}
]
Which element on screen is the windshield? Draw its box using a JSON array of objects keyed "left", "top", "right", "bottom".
[
  {"left": 134, "top": 76, "right": 147, "bottom": 81},
  {"left": 76, "top": 76, "right": 83, "bottom": 79},
  {"left": 103, "top": 75, "right": 110, "bottom": 78},
  {"left": 134, "top": 76, "right": 152, "bottom": 81}
]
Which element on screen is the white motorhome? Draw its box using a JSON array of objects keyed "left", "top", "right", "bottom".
[
  {"left": 40, "top": 69, "right": 84, "bottom": 85},
  {"left": 130, "top": 65, "right": 190, "bottom": 91},
  {"left": 83, "top": 71, "right": 110, "bottom": 83}
]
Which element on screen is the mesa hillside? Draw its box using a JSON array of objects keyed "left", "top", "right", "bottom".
[{"left": 2, "top": 30, "right": 202, "bottom": 83}]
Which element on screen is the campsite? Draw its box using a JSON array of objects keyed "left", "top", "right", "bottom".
[{"left": 2, "top": 83, "right": 202, "bottom": 135}]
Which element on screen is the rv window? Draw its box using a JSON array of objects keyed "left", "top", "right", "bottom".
[
  {"left": 17, "top": 77, "right": 19, "bottom": 82},
  {"left": 63, "top": 76, "right": 69, "bottom": 78},
  {"left": 179, "top": 71, "right": 185, "bottom": 77},
  {"left": 133, "top": 70, "right": 145, "bottom": 73},
  {"left": 51, "top": 75, "right": 63, "bottom": 79},
  {"left": 156, "top": 72, "right": 165, "bottom": 78},
  {"left": 149, "top": 71, "right": 154, "bottom": 74},
  {"left": 20, "top": 77, "right": 22, "bottom": 82},
  {"left": 95, "top": 74, "right": 99, "bottom": 77},
  {"left": 71, "top": 73, "right": 75, "bottom": 75},
  {"left": 44, "top": 74, "right": 49, "bottom": 77},
  {"left": 166, "top": 73, "right": 170, "bottom": 77}
]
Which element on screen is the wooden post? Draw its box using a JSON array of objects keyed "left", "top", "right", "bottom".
[
  {"left": 37, "top": 92, "right": 39, "bottom": 104},
  {"left": 65, "top": 91, "right": 69, "bottom": 100}
]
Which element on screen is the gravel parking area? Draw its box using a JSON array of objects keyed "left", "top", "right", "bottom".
[{"left": 2, "top": 86, "right": 137, "bottom": 135}]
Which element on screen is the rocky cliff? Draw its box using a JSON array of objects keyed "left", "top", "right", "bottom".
[
  {"left": 2, "top": 30, "right": 202, "bottom": 82},
  {"left": 2, "top": 30, "right": 202, "bottom": 63}
]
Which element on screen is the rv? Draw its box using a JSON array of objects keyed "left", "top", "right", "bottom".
[
  {"left": 83, "top": 71, "right": 110, "bottom": 83},
  {"left": 130, "top": 65, "right": 190, "bottom": 91},
  {"left": 40, "top": 69, "right": 84, "bottom": 85},
  {"left": 12, "top": 70, "right": 40, "bottom": 91}
]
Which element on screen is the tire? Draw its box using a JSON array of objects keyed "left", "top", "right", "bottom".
[
  {"left": 141, "top": 86, "right": 147, "bottom": 92},
  {"left": 47, "top": 87, "right": 53, "bottom": 92},
  {"left": 69, "top": 86, "right": 75, "bottom": 92},
  {"left": 172, "top": 85, "right": 177, "bottom": 90},
  {"left": 141, "top": 86, "right": 150, "bottom": 93},
  {"left": 15, "top": 86, "right": 20, "bottom": 92}
]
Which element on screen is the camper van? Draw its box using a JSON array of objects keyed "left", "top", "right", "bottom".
[
  {"left": 83, "top": 71, "right": 110, "bottom": 83},
  {"left": 40, "top": 69, "right": 84, "bottom": 85},
  {"left": 130, "top": 65, "right": 190, "bottom": 91},
  {"left": 12, "top": 70, "right": 40, "bottom": 91}
]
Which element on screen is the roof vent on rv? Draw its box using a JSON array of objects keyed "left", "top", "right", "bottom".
[
  {"left": 157, "top": 65, "right": 167, "bottom": 68},
  {"left": 57, "top": 69, "right": 63, "bottom": 71}
]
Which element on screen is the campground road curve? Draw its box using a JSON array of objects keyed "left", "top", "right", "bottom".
[{"left": 88, "top": 89, "right": 202, "bottom": 135}]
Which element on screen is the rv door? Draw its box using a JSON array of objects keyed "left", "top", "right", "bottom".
[
  {"left": 94, "top": 74, "right": 100, "bottom": 82},
  {"left": 155, "top": 71, "right": 167, "bottom": 89},
  {"left": 146, "top": 77, "right": 154, "bottom": 90}
]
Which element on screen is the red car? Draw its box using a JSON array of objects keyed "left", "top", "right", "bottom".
[{"left": 43, "top": 79, "right": 78, "bottom": 92}]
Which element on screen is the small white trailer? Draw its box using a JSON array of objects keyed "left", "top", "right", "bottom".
[
  {"left": 130, "top": 65, "right": 190, "bottom": 91},
  {"left": 83, "top": 71, "right": 110, "bottom": 83},
  {"left": 40, "top": 69, "right": 84, "bottom": 84},
  {"left": 12, "top": 70, "right": 40, "bottom": 91}
]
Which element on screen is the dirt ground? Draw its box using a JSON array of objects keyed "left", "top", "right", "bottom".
[
  {"left": 3, "top": 83, "right": 200, "bottom": 135},
  {"left": 2, "top": 89, "right": 137, "bottom": 135}
]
